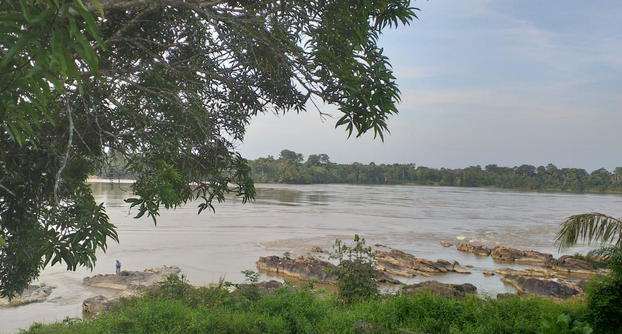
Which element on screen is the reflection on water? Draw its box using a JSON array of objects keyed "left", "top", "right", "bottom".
[
  {"left": 1, "top": 183, "right": 621, "bottom": 333},
  {"left": 256, "top": 187, "right": 330, "bottom": 206}
]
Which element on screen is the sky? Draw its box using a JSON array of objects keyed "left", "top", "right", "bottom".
[{"left": 238, "top": 1, "right": 622, "bottom": 173}]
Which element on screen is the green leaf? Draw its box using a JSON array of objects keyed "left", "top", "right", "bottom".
[
  {"left": 73, "top": 0, "right": 87, "bottom": 11},
  {"left": 72, "top": 28, "right": 99, "bottom": 74},
  {"left": 0, "top": 25, "right": 21, "bottom": 34},
  {"left": 0, "top": 33, "right": 37, "bottom": 67},
  {"left": 72, "top": 4, "right": 105, "bottom": 47},
  {"left": 88, "top": 0, "right": 106, "bottom": 19},
  {"left": 30, "top": 9, "right": 54, "bottom": 24},
  {"left": 0, "top": 12, "right": 28, "bottom": 23},
  {"left": 19, "top": 0, "right": 33, "bottom": 23}
]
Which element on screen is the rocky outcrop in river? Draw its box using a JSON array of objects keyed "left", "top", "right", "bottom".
[
  {"left": 375, "top": 249, "right": 470, "bottom": 277},
  {"left": 256, "top": 255, "right": 400, "bottom": 284},
  {"left": 83, "top": 265, "right": 181, "bottom": 291},
  {"left": 456, "top": 243, "right": 491, "bottom": 256},
  {"left": 456, "top": 242, "right": 605, "bottom": 278},
  {"left": 83, "top": 295, "right": 114, "bottom": 316},
  {"left": 451, "top": 242, "right": 608, "bottom": 298},
  {"left": 551, "top": 255, "right": 609, "bottom": 276},
  {"left": 501, "top": 276, "right": 582, "bottom": 299},
  {"left": 402, "top": 281, "right": 477, "bottom": 300},
  {"left": 494, "top": 267, "right": 556, "bottom": 278},
  {"left": 491, "top": 246, "right": 554, "bottom": 265},
  {"left": 0, "top": 285, "right": 54, "bottom": 307},
  {"left": 256, "top": 255, "right": 336, "bottom": 282},
  {"left": 456, "top": 243, "right": 553, "bottom": 265},
  {"left": 82, "top": 266, "right": 181, "bottom": 316},
  {"left": 257, "top": 248, "right": 472, "bottom": 287}
]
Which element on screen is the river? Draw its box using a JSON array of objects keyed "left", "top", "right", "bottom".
[{"left": 1, "top": 182, "right": 620, "bottom": 333}]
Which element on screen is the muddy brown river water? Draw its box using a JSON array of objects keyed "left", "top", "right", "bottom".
[{"left": 1, "top": 182, "right": 620, "bottom": 333}]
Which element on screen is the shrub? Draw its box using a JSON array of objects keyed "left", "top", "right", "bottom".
[
  {"left": 541, "top": 313, "right": 593, "bottom": 334},
  {"left": 329, "top": 235, "right": 379, "bottom": 304},
  {"left": 150, "top": 274, "right": 193, "bottom": 301},
  {"left": 580, "top": 247, "right": 622, "bottom": 334},
  {"left": 235, "top": 270, "right": 262, "bottom": 302},
  {"left": 583, "top": 274, "right": 622, "bottom": 334}
]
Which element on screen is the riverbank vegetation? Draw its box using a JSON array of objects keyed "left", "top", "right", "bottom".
[
  {"left": 20, "top": 235, "right": 621, "bottom": 334},
  {"left": 244, "top": 149, "right": 622, "bottom": 193},
  {"left": 20, "top": 276, "right": 589, "bottom": 334}
]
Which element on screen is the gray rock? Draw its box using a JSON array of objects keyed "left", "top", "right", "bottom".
[
  {"left": 257, "top": 255, "right": 336, "bottom": 282},
  {"left": 452, "top": 262, "right": 471, "bottom": 274},
  {"left": 83, "top": 295, "right": 115, "bottom": 316},
  {"left": 375, "top": 249, "right": 470, "bottom": 277},
  {"left": 491, "top": 246, "right": 553, "bottom": 265},
  {"left": 440, "top": 240, "right": 453, "bottom": 248},
  {"left": 0, "top": 285, "right": 54, "bottom": 307},
  {"left": 311, "top": 246, "right": 325, "bottom": 253},
  {"left": 376, "top": 259, "right": 423, "bottom": 277},
  {"left": 377, "top": 271, "right": 402, "bottom": 285},
  {"left": 258, "top": 280, "right": 283, "bottom": 293},
  {"left": 456, "top": 243, "right": 491, "bottom": 256},
  {"left": 494, "top": 267, "right": 555, "bottom": 278},
  {"left": 550, "top": 255, "right": 605, "bottom": 277},
  {"left": 257, "top": 255, "right": 402, "bottom": 285},
  {"left": 500, "top": 276, "right": 582, "bottom": 299},
  {"left": 402, "top": 280, "right": 477, "bottom": 300}
]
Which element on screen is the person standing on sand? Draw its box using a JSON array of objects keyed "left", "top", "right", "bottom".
[{"left": 115, "top": 260, "right": 121, "bottom": 274}]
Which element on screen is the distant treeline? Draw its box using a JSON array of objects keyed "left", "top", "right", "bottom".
[{"left": 249, "top": 149, "right": 622, "bottom": 193}]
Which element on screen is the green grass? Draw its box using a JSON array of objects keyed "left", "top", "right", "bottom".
[{"left": 19, "top": 280, "right": 587, "bottom": 334}]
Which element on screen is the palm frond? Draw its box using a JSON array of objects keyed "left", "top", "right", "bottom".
[
  {"left": 588, "top": 245, "right": 622, "bottom": 259},
  {"left": 555, "top": 212, "right": 622, "bottom": 251}
]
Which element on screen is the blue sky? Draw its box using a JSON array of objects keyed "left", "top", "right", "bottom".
[{"left": 239, "top": 1, "right": 622, "bottom": 172}]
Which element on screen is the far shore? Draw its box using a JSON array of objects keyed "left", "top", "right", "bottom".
[{"left": 86, "top": 176, "right": 622, "bottom": 195}]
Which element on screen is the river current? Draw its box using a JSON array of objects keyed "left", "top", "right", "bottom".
[{"left": 1, "top": 182, "right": 621, "bottom": 333}]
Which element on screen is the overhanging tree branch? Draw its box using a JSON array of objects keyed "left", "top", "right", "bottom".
[{"left": 1, "top": 0, "right": 418, "bottom": 298}]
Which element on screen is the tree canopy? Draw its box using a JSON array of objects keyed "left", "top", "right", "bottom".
[
  {"left": 0, "top": 0, "right": 418, "bottom": 297},
  {"left": 243, "top": 151, "right": 622, "bottom": 192}
]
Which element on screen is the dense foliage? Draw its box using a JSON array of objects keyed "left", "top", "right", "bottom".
[
  {"left": 1, "top": 1, "right": 417, "bottom": 297},
  {"left": 247, "top": 150, "right": 622, "bottom": 192},
  {"left": 584, "top": 270, "right": 622, "bottom": 334},
  {"left": 19, "top": 276, "right": 587, "bottom": 334}
]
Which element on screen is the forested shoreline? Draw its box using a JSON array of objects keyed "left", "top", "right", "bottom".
[
  {"left": 96, "top": 148, "right": 622, "bottom": 193},
  {"left": 246, "top": 150, "right": 622, "bottom": 193}
]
